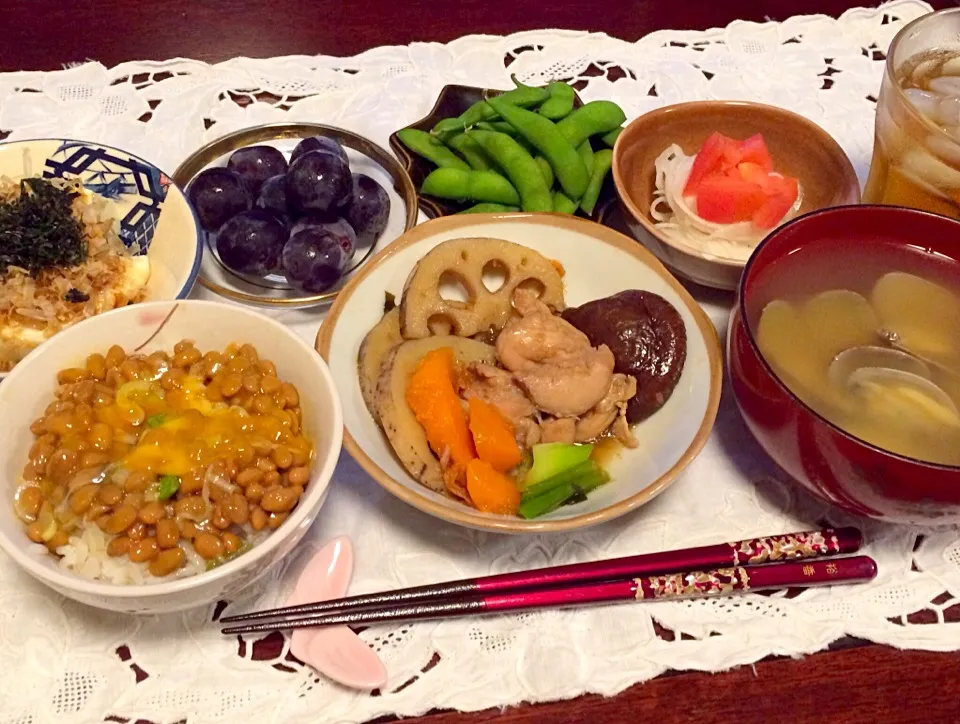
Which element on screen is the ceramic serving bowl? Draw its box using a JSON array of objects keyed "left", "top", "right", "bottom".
[
  {"left": 172, "top": 123, "right": 418, "bottom": 308},
  {"left": 316, "top": 213, "right": 723, "bottom": 534},
  {"left": 0, "top": 300, "right": 343, "bottom": 613},
  {"left": 0, "top": 138, "right": 202, "bottom": 377},
  {"left": 389, "top": 83, "right": 617, "bottom": 221},
  {"left": 729, "top": 205, "right": 960, "bottom": 525},
  {"left": 612, "top": 101, "right": 861, "bottom": 291}
]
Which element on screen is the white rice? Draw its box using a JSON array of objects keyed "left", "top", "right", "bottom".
[{"left": 56, "top": 524, "right": 207, "bottom": 585}]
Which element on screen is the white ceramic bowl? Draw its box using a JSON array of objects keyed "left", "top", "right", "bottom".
[
  {"left": 0, "top": 300, "right": 342, "bottom": 613},
  {"left": 316, "top": 213, "right": 723, "bottom": 534},
  {"left": 0, "top": 138, "right": 202, "bottom": 376}
]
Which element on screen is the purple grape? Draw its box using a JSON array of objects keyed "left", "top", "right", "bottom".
[
  {"left": 286, "top": 150, "right": 353, "bottom": 214},
  {"left": 256, "top": 174, "right": 290, "bottom": 220},
  {"left": 345, "top": 174, "right": 390, "bottom": 241},
  {"left": 187, "top": 168, "right": 251, "bottom": 232},
  {"left": 282, "top": 228, "right": 344, "bottom": 292},
  {"left": 215, "top": 209, "right": 289, "bottom": 277},
  {"left": 227, "top": 145, "right": 288, "bottom": 196},
  {"left": 291, "top": 136, "right": 349, "bottom": 168},
  {"left": 291, "top": 216, "right": 356, "bottom": 267}
]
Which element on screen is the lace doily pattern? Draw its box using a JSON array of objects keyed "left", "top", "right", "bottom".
[{"left": 2, "top": 3, "right": 958, "bottom": 723}]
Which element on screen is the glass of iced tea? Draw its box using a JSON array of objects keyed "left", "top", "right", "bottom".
[{"left": 864, "top": 9, "right": 960, "bottom": 218}]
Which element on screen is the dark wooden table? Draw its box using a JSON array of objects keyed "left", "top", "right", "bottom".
[{"left": 5, "top": 1, "right": 960, "bottom": 721}]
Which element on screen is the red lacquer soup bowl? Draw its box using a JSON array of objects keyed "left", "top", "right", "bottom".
[{"left": 728, "top": 205, "right": 960, "bottom": 525}]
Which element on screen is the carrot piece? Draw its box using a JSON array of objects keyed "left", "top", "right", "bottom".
[
  {"left": 406, "top": 348, "right": 476, "bottom": 484},
  {"left": 468, "top": 397, "right": 522, "bottom": 472},
  {"left": 466, "top": 458, "right": 521, "bottom": 515}
]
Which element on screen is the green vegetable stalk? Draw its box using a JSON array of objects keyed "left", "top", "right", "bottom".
[
  {"left": 518, "top": 461, "right": 611, "bottom": 519},
  {"left": 524, "top": 442, "right": 594, "bottom": 487}
]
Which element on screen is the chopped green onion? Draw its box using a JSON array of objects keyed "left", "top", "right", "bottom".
[
  {"left": 518, "top": 461, "right": 612, "bottom": 519},
  {"left": 156, "top": 475, "right": 180, "bottom": 500},
  {"left": 205, "top": 540, "right": 252, "bottom": 571},
  {"left": 522, "top": 459, "right": 596, "bottom": 500},
  {"left": 146, "top": 413, "right": 167, "bottom": 428},
  {"left": 574, "top": 467, "right": 611, "bottom": 495},
  {"left": 519, "top": 482, "right": 576, "bottom": 519}
]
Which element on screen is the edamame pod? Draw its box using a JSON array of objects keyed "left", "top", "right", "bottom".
[
  {"left": 478, "top": 121, "right": 517, "bottom": 135},
  {"left": 468, "top": 130, "right": 553, "bottom": 213},
  {"left": 535, "top": 156, "right": 555, "bottom": 188},
  {"left": 538, "top": 82, "right": 575, "bottom": 120},
  {"left": 476, "top": 122, "right": 536, "bottom": 155},
  {"left": 577, "top": 139, "right": 594, "bottom": 177},
  {"left": 446, "top": 133, "right": 499, "bottom": 172},
  {"left": 432, "top": 103, "right": 495, "bottom": 136},
  {"left": 397, "top": 128, "right": 470, "bottom": 170},
  {"left": 601, "top": 126, "right": 623, "bottom": 148},
  {"left": 431, "top": 84, "right": 550, "bottom": 135},
  {"left": 557, "top": 101, "right": 627, "bottom": 149},
  {"left": 457, "top": 202, "right": 520, "bottom": 214},
  {"left": 552, "top": 191, "right": 578, "bottom": 215},
  {"left": 486, "top": 96, "right": 589, "bottom": 199},
  {"left": 579, "top": 148, "right": 613, "bottom": 215},
  {"left": 421, "top": 168, "right": 520, "bottom": 205}
]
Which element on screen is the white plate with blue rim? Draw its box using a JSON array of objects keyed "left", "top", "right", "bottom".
[{"left": 0, "top": 138, "right": 202, "bottom": 377}]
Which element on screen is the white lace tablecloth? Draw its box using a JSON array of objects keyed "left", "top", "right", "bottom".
[{"left": 3, "top": 2, "right": 960, "bottom": 723}]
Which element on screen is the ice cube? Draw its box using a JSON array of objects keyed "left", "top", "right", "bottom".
[
  {"left": 928, "top": 76, "right": 960, "bottom": 95},
  {"left": 904, "top": 88, "right": 941, "bottom": 120},
  {"left": 938, "top": 95, "right": 960, "bottom": 127},
  {"left": 926, "top": 132, "right": 960, "bottom": 166},
  {"left": 901, "top": 147, "right": 960, "bottom": 189}
]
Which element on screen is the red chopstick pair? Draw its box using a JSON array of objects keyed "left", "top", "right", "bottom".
[{"left": 220, "top": 527, "right": 873, "bottom": 635}]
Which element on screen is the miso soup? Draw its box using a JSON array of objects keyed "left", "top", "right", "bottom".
[{"left": 749, "top": 239, "right": 960, "bottom": 466}]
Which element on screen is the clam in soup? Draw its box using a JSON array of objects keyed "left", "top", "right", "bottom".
[{"left": 751, "top": 241, "right": 960, "bottom": 466}]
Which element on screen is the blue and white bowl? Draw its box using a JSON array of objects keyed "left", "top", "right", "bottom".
[{"left": 0, "top": 138, "right": 202, "bottom": 373}]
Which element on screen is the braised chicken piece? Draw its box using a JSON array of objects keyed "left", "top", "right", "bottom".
[
  {"left": 458, "top": 362, "right": 537, "bottom": 422},
  {"left": 575, "top": 374, "right": 638, "bottom": 447},
  {"left": 540, "top": 417, "right": 576, "bottom": 444},
  {"left": 496, "top": 288, "right": 615, "bottom": 417}
]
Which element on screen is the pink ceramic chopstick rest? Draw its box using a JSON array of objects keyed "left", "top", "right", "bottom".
[{"left": 286, "top": 536, "right": 387, "bottom": 689}]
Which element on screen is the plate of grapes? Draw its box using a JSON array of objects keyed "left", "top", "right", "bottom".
[{"left": 173, "top": 123, "right": 418, "bottom": 307}]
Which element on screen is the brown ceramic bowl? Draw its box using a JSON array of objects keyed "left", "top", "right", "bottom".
[
  {"left": 389, "top": 83, "right": 617, "bottom": 221},
  {"left": 729, "top": 205, "right": 960, "bottom": 525},
  {"left": 612, "top": 101, "right": 861, "bottom": 291}
]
